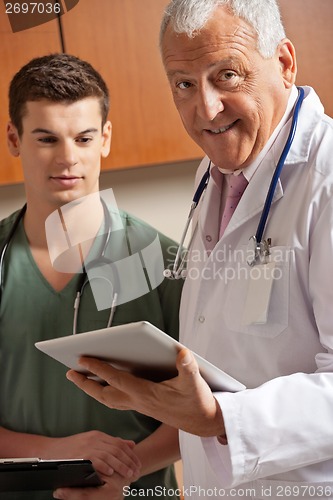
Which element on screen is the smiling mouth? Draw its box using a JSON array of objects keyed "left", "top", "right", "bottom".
[{"left": 206, "top": 120, "right": 238, "bottom": 134}]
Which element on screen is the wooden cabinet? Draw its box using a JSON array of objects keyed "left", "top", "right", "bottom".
[
  {"left": 0, "top": 0, "right": 202, "bottom": 186},
  {"left": 0, "top": 0, "right": 332, "bottom": 185}
]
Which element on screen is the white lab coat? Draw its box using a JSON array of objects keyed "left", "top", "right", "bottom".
[{"left": 179, "top": 86, "right": 333, "bottom": 499}]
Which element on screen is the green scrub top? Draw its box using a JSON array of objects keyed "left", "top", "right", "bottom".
[{"left": 0, "top": 208, "right": 183, "bottom": 499}]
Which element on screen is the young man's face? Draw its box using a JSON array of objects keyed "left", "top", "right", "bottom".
[
  {"left": 162, "top": 6, "right": 296, "bottom": 171},
  {"left": 7, "top": 97, "right": 111, "bottom": 210}
]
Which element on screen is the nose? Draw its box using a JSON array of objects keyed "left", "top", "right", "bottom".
[
  {"left": 55, "top": 141, "right": 78, "bottom": 167},
  {"left": 197, "top": 84, "right": 224, "bottom": 122}
]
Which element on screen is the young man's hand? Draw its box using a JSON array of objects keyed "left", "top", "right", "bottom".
[
  {"left": 53, "top": 470, "right": 136, "bottom": 500},
  {"left": 43, "top": 431, "right": 141, "bottom": 478}
]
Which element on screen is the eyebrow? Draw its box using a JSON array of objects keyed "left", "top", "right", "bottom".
[
  {"left": 166, "top": 59, "right": 235, "bottom": 79},
  {"left": 31, "top": 128, "right": 99, "bottom": 135},
  {"left": 166, "top": 69, "right": 189, "bottom": 79}
]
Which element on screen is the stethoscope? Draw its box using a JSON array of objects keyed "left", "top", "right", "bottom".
[
  {"left": 73, "top": 199, "right": 119, "bottom": 335},
  {"left": 0, "top": 199, "right": 118, "bottom": 335},
  {"left": 164, "top": 86, "right": 305, "bottom": 279}
]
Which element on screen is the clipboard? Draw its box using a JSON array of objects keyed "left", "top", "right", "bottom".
[
  {"left": 0, "top": 458, "right": 102, "bottom": 492},
  {"left": 35, "top": 321, "right": 245, "bottom": 392}
]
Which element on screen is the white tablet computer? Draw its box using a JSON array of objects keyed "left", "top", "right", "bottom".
[{"left": 35, "top": 321, "right": 245, "bottom": 392}]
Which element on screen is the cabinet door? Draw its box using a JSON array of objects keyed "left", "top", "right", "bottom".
[
  {"left": 0, "top": 7, "right": 61, "bottom": 185},
  {"left": 279, "top": 0, "right": 333, "bottom": 117},
  {"left": 61, "top": 0, "right": 203, "bottom": 172}
]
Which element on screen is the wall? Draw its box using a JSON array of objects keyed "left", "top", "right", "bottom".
[
  {"left": 279, "top": 0, "right": 333, "bottom": 117},
  {"left": 0, "top": 159, "right": 200, "bottom": 242},
  {"left": 0, "top": 0, "right": 203, "bottom": 185}
]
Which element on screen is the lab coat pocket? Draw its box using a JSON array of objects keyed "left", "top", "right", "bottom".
[{"left": 222, "top": 246, "right": 293, "bottom": 338}]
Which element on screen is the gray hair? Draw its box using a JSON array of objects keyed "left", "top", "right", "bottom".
[{"left": 160, "top": 0, "right": 286, "bottom": 59}]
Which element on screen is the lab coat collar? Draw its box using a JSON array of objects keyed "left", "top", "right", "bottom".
[{"left": 283, "top": 86, "right": 324, "bottom": 165}]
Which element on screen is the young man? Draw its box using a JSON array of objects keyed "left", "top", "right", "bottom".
[
  {"left": 63, "top": 1, "right": 333, "bottom": 499},
  {"left": 0, "top": 53, "right": 182, "bottom": 499}
]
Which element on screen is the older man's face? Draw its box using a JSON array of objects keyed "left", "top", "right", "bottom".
[{"left": 162, "top": 6, "right": 295, "bottom": 171}]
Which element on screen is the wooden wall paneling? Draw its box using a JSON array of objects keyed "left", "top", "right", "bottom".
[
  {"left": 1, "top": 1, "right": 331, "bottom": 185},
  {"left": 0, "top": 7, "right": 61, "bottom": 185},
  {"left": 61, "top": 0, "right": 203, "bottom": 172},
  {"left": 279, "top": 0, "right": 333, "bottom": 117}
]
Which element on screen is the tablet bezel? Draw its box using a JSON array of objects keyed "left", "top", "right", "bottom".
[{"left": 35, "top": 321, "right": 245, "bottom": 392}]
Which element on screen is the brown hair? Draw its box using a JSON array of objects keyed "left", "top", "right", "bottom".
[{"left": 9, "top": 53, "right": 110, "bottom": 136}]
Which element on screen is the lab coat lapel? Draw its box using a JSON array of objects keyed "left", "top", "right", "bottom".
[{"left": 197, "top": 164, "right": 223, "bottom": 252}]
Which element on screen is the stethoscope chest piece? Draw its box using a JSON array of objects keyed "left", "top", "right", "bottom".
[{"left": 246, "top": 236, "right": 271, "bottom": 267}]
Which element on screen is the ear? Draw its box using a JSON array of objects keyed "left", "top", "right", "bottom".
[
  {"left": 277, "top": 39, "right": 297, "bottom": 89},
  {"left": 7, "top": 122, "right": 21, "bottom": 157},
  {"left": 101, "top": 120, "right": 112, "bottom": 158}
]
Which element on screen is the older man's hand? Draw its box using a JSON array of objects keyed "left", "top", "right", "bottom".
[{"left": 66, "top": 349, "right": 225, "bottom": 438}]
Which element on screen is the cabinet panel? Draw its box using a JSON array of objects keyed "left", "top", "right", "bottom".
[
  {"left": 0, "top": 7, "right": 61, "bottom": 185},
  {"left": 61, "top": 0, "right": 203, "bottom": 172},
  {"left": 279, "top": 0, "right": 333, "bottom": 116},
  {"left": 0, "top": 1, "right": 331, "bottom": 185}
]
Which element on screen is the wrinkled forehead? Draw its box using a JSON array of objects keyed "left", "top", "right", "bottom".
[{"left": 161, "top": 5, "right": 258, "bottom": 67}]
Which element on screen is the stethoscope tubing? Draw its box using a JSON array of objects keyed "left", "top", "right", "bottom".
[
  {"left": 193, "top": 166, "right": 210, "bottom": 206},
  {"left": 72, "top": 199, "right": 117, "bottom": 334},
  {"left": 164, "top": 162, "right": 211, "bottom": 279},
  {"left": 0, "top": 204, "right": 27, "bottom": 299},
  {"left": 254, "top": 86, "right": 305, "bottom": 245}
]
